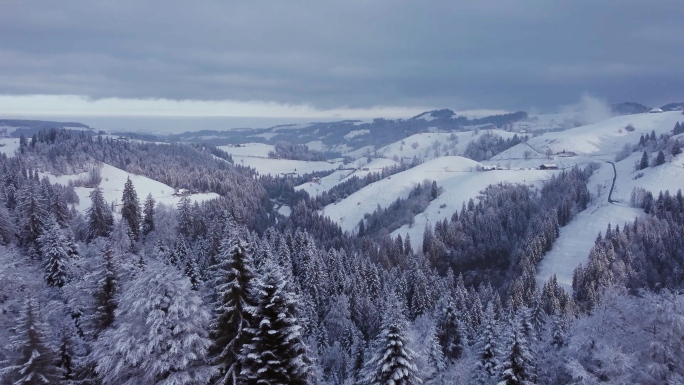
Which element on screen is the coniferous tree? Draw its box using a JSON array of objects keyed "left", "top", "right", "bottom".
[
  {"left": 209, "top": 232, "right": 256, "bottom": 385},
  {"left": 91, "top": 245, "right": 118, "bottom": 337},
  {"left": 38, "top": 215, "right": 78, "bottom": 287},
  {"left": 0, "top": 202, "right": 16, "bottom": 245},
  {"left": 362, "top": 296, "right": 419, "bottom": 385},
  {"left": 1, "top": 298, "right": 63, "bottom": 384},
  {"left": 142, "top": 193, "right": 155, "bottom": 237},
  {"left": 86, "top": 187, "right": 113, "bottom": 242},
  {"left": 655, "top": 150, "right": 666, "bottom": 166},
  {"left": 240, "top": 261, "right": 313, "bottom": 385},
  {"left": 672, "top": 139, "right": 682, "bottom": 156},
  {"left": 17, "top": 180, "right": 47, "bottom": 258},
  {"left": 472, "top": 303, "right": 500, "bottom": 385},
  {"left": 639, "top": 151, "right": 649, "bottom": 170},
  {"left": 120, "top": 177, "right": 141, "bottom": 242},
  {"left": 498, "top": 316, "right": 535, "bottom": 385},
  {"left": 94, "top": 262, "right": 213, "bottom": 385}
]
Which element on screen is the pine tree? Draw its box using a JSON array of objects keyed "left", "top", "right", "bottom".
[
  {"left": 672, "top": 139, "right": 682, "bottom": 156},
  {"left": 86, "top": 187, "right": 113, "bottom": 241},
  {"left": 472, "top": 303, "right": 500, "bottom": 385},
  {"left": 120, "top": 177, "right": 141, "bottom": 242},
  {"left": 94, "top": 262, "right": 213, "bottom": 385},
  {"left": 17, "top": 180, "right": 47, "bottom": 258},
  {"left": 639, "top": 151, "right": 649, "bottom": 170},
  {"left": 209, "top": 233, "right": 256, "bottom": 384},
  {"left": 655, "top": 150, "right": 666, "bottom": 166},
  {"left": 91, "top": 245, "right": 118, "bottom": 337},
  {"left": 435, "top": 300, "right": 466, "bottom": 361},
  {"left": 1, "top": 298, "right": 63, "bottom": 384},
  {"left": 498, "top": 316, "right": 535, "bottom": 385},
  {"left": 361, "top": 301, "right": 420, "bottom": 385},
  {"left": 239, "top": 261, "right": 313, "bottom": 385},
  {"left": 0, "top": 202, "right": 16, "bottom": 245},
  {"left": 142, "top": 193, "right": 155, "bottom": 237},
  {"left": 38, "top": 215, "right": 78, "bottom": 287},
  {"left": 177, "top": 196, "right": 193, "bottom": 239}
]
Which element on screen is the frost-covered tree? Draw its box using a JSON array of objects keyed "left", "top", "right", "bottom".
[
  {"left": 208, "top": 232, "right": 256, "bottom": 385},
  {"left": 93, "top": 262, "right": 213, "bottom": 385},
  {"left": 472, "top": 303, "right": 500, "bottom": 385},
  {"left": 0, "top": 203, "right": 16, "bottom": 245},
  {"left": 120, "top": 177, "right": 141, "bottom": 242},
  {"left": 1, "top": 297, "right": 62, "bottom": 384},
  {"left": 240, "top": 261, "right": 313, "bottom": 385},
  {"left": 86, "top": 187, "right": 113, "bottom": 241},
  {"left": 498, "top": 316, "right": 535, "bottom": 385},
  {"left": 362, "top": 296, "right": 420, "bottom": 385},
  {"left": 142, "top": 193, "right": 155, "bottom": 237},
  {"left": 17, "top": 180, "right": 47, "bottom": 258},
  {"left": 38, "top": 215, "right": 78, "bottom": 287}
]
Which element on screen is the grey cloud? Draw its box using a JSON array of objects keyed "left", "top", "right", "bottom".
[{"left": 0, "top": 0, "right": 682, "bottom": 111}]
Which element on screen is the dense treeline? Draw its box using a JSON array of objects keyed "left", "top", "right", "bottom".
[
  {"left": 422, "top": 166, "right": 592, "bottom": 291},
  {"left": 462, "top": 132, "right": 525, "bottom": 161},
  {"left": 268, "top": 141, "right": 327, "bottom": 161},
  {"left": 573, "top": 188, "right": 684, "bottom": 311}
]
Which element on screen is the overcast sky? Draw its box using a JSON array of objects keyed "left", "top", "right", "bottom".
[{"left": 1, "top": 0, "right": 682, "bottom": 118}]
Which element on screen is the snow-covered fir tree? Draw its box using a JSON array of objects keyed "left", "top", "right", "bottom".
[
  {"left": 38, "top": 214, "right": 78, "bottom": 287},
  {"left": 472, "top": 303, "right": 500, "bottom": 385},
  {"left": 1, "top": 297, "right": 63, "bottom": 384},
  {"left": 239, "top": 260, "right": 313, "bottom": 385},
  {"left": 120, "top": 177, "right": 141, "bottom": 242},
  {"left": 142, "top": 193, "right": 155, "bottom": 237},
  {"left": 497, "top": 313, "right": 535, "bottom": 385},
  {"left": 93, "top": 262, "right": 213, "bottom": 385},
  {"left": 208, "top": 229, "right": 256, "bottom": 385},
  {"left": 361, "top": 295, "right": 420, "bottom": 385},
  {"left": 86, "top": 187, "right": 113, "bottom": 242}
]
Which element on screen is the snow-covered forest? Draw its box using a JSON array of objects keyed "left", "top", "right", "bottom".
[{"left": 1, "top": 126, "right": 684, "bottom": 385}]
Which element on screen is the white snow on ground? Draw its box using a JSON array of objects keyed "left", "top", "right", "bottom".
[
  {"left": 375, "top": 130, "right": 518, "bottom": 164},
  {"left": 322, "top": 157, "right": 481, "bottom": 233},
  {"left": 220, "top": 143, "right": 274, "bottom": 157},
  {"left": 295, "top": 158, "right": 399, "bottom": 197},
  {"left": 0, "top": 138, "right": 19, "bottom": 156},
  {"left": 306, "top": 140, "right": 325, "bottom": 151},
  {"left": 393, "top": 168, "right": 554, "bottom": 251},
  {"left": 277, "top": 205, "right": 292, "bottom": 217},
  {"left": 220, "top": 142, "right": 342, "bottom": 176},
  {"left": 344, "top": 129, "right": 370, "bottom": 139},
  {"left": 41, "top": 163, "right": 219, "bottom": 214},
  {"left": 534, "top": 111, "right": 684, "bottom": 290}
]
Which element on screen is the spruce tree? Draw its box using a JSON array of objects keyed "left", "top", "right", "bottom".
[
  {"left": 38, "top": 215, "right": 77, "bottom": 287},
  {"left": 86, "top": 187, "right": 113, "bottom": 242},
  {"left": 209, "top": 234, "right": 256, "bottom": 385},
  {"left": 2, "top": 298, "right": 63, "bottom": 384},
  {"left": 120, "top": 177, "right": 141, "bottom": 242},
  {"left": 472, "top": 303, "right": 500, "bottom": 385},
  {"left": 362, "top": 300, "right": 419, "bottom": 385},
  {"left": 94, "top": 262, "right": 213, "bottom": 385},
  {"left": 498, "top": 316, "right": 535, "bottom": 385},
  {"left": 17, "top": 180, "right": 47, "bottom": 258},
  {"left": 672, "top": 139, "right": 682, "bottom": 156},
  {"left": 655, "top": 150, "right": 666, "bottom": 166},
  {"left": 639, "top": 151, "right": 649, "bottom": 170},
  {"left": 239, "top": 261, "right": 313, "bottom": 385},
  {"left": 142, "top": 193, "right": 155, "bottom": 237}
]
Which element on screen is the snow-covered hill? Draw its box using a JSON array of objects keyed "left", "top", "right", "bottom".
[
  {"left": 42, "top": 163, "right": 219, "bottom": 214},
  {"left": 219, "top": 143, "right": 342, "bottom": 176}
]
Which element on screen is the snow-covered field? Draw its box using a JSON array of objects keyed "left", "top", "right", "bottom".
[
  {"left": 295, "top": 157, "right": 399, "bottom": 197},
  {"left": 41, "top": 163, "right": 219, "bottom": 214},
  {"left": 0, "top": 138, "right": 20, "bottom": 156},
  {"left": 220, "top": 143, "right": 342, "bottom": 176}
]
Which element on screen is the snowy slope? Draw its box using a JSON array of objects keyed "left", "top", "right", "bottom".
[
  {"left": 534, "top": 112, "right": 684, "bottom": 290},
  {"left": 42, "top": 163, "right": 219, "bottom": 214},
  {"left": 219, "top": 143, "right": 342, "bottom": 176},
  {"left": 393, "top": 168, "right": 555, "bottom": 251},
  {"left": 351, "top": 129, "right": 519, "bottom": 165},
  {"left": 322, "top": 157, "right": 482, "bottom": 233},
  {"left": 0, "top": 138, "right": 20, "bottom": 157},
  {"left": 295, "top": 157, "right": 399, "bottom": 197}
]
